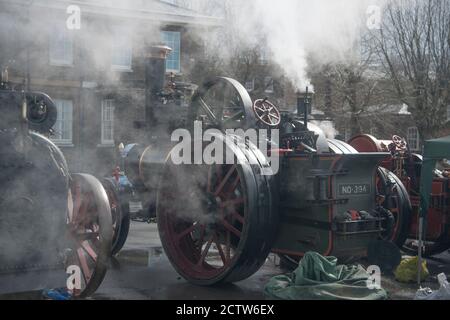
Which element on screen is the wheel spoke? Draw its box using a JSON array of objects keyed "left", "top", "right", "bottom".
[
  {"left": 220, "top": 219, "right": 241, "bottom": 237},
  {"left": 214, "top": 165, "right": 237, "bottom": 197},
  {"left": 176, "top": 224, "right": 198, "bottom": 241},
  {"left": 224, "top": 175, "right": 240, "bottom": 196},
  {"left": 255, "top": 106, "right": 265, "bottom": 113},
  {"left": 196, "top": 224, "right": 206, "bottom": 249},
  {"left": 223, "top": 110, "right": 244, "bottom": 123},
  {"left": 269, "top": 113, "right": 280, "bottom": 120},
  {"left": 197, "top": 236, "right": 214, "bottom": 266},
  {"left": 77, "top": 248, "right": 92, "bottom": 284},
  {"left": 199, "top": 97, "right": 218, "bottom": 123},
  {"left": 221, "top": 197, "right": 245, "bottom": 208},
  {"left": 80, "top": 240, "right": 98, "bottom": 262},
  {"left": 230, "top": 211, "right": 245, "bottom": 224},
  {"left": 214, "top": 238, "right": 228, "bottom": 266}
]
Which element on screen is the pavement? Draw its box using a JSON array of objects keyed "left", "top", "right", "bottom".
[
  {"left": 91, "top": 221, "right": 450, "bottom": 300},
  {"left": 2, "top": 221, "right": 450, "bottom": 300}
]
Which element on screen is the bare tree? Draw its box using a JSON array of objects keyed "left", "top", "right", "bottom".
[
  {"left": 310, "top": 34, "right": 400, "bottom": 138},
  {"left": 188, "top": 0, "right": 277, "bottom": 92},
  {"left": 374, "top": 0, "right": 450, "bottom": 140}
]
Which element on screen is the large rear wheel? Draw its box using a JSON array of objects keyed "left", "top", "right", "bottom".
[
  {"left": 157, "top": 134, "right": 277, "bottom": 285},
  {"left": 66, "top": 174, "right": 112, "bottom": 298}
]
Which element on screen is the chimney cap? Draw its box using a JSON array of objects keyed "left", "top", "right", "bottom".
[{"left": 145, "top": 44, "right": 173, "bottom": 59}]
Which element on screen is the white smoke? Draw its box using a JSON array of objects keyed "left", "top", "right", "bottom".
[
  {"left": 311, "top": 120, "right": 338, "bottom": 139},
  {"left": 202, "top": 0, "right": 385, "bottom": 90}
]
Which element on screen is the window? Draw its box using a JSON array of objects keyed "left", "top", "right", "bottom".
[
  {"left": 49, "top": 23, "right": 73, "bottom": 66},
  {"left": 111, "top": 29, "right": 132, "bottom": 70},
  {"left": 259, "top": 46, "right": 268, "bottom": 65},
  {"left": 101, "top": 99, "right": 115, "bottom": 145},
  {"left": 407, "top": 127, "right": 420, "bottom": 151},
  {"left": 161, "top": 31, "right": 181, "bottom": 72},
  {"left": 245, "top": 79, "right": 254, "bottom": 92},
  {"left": 264, "top": 77, "right": 274, "bottom": 93},
  {"left": 52, "top": 99, "right": 73, "bottom": 145}
]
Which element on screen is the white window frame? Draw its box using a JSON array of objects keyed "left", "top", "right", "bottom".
[
  {"left": 264, "top": 77, "right": 274, "bottom": 93},
  {"left": 101, "top": 99, "right": 115, "bottom": 146},
  {"left": 161, "top": 31, "right": 181, "bottom": 73},
  {"left": 49, "top": 22, "right": 74, "bottom": 66},
  {"left": 52, "top": 99, "right": 73, "bottom": 145},
  {"left": 407, "top": 127, "right": 420, "bottom": 151},
  {"left": 111, "top": 28, "right": 133, "bottom": 71}
]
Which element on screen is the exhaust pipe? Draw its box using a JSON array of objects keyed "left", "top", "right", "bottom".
[{"left": 144, "top": 45, "right": 172, "bottom": 126}]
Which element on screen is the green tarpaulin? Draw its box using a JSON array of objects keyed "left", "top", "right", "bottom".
[{"left": 265, "top": 252, "right": 388, "bottom": 300}]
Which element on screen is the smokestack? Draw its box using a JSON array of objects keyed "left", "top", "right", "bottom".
[
  {"left": 144, "top": 45, "right": 172, "bottom": 126},
  {"left": 297, "top": 87, "right": 314, "bottom": 128}
]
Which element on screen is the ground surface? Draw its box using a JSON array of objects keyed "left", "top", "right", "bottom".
[
  {"left": 2, "top": 221, "right": 449, "bottom": 300},
  {"left": 92, "top": 222, "right": 449, "bottom": 300}
]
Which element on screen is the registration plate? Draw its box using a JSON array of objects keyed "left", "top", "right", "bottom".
[{"left": 338, "top": 183, "right": 371, "bottom": 196}]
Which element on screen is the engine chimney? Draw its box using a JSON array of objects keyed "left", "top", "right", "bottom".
[
  {"left": 297, "top": 87, "right": 314, "bottom": 128},
  {"left": 144, "top": 45, "right": 172, "bottom": 127}
]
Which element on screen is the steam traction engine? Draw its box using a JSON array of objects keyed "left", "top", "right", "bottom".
[
  {"left": 111, "top": 46, "right": 410, "bottom": 285},
  {"left": 154, "top": 84, "right": 410, "bottom": 284},
  {"left": 0, "top": 76, "right": 112, "bottom": 297},
  {"left": 349, "top": 134, "right": 450, "bottom": 257}
]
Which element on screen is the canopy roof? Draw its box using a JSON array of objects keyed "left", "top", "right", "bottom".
[{"left": 423, "top": 135, "right": 450, "bottom": 159}]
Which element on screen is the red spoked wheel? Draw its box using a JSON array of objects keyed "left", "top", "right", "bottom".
[
  {"left": 66, "top": 174, "right": 112, "bottom": 298},
  {"left": 157, "top": 134, "right": 277, "bottom": 285},
  {"left": 253, "top": 99, "right": 281, "bottom": 127},
  {"left": 376, "top": 167, "right": 411, "bottom": 247}
]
